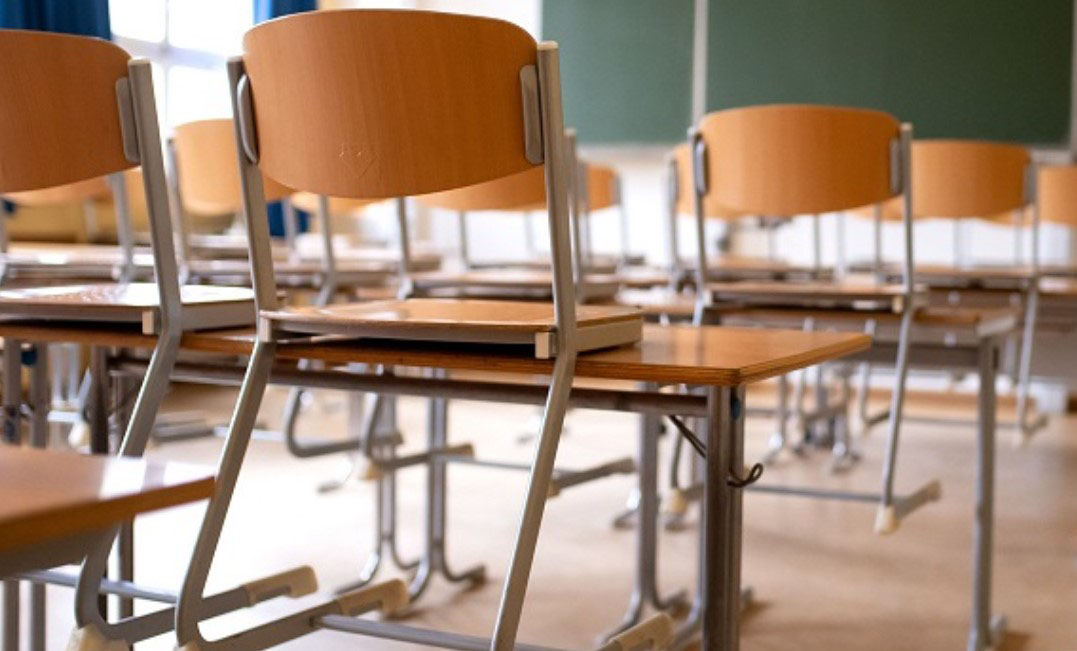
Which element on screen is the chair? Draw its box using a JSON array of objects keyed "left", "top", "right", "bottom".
[
  {"left": 689, "top": 103, "right": 940, "bottom": 527},
  {"left": 0, "top": 27, "right": 260, "bottom": 649},
  {"left": 167, "top": 10, "right": 641, "bottom": 651}
]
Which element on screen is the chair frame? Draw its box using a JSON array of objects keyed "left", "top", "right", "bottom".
[{"left": 170, "top": 11, "right": 587, "bottom": 648}]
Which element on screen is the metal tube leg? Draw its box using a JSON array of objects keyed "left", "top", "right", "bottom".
[
  {"left": 607, "top": 390, "right": 688, "bottom": 640},
  {"left": 968, "top": 339, "right": 1000, "bottom": 651},
  {"left": 2, "top": 582, "right": 17, "bottom": 651},
  {"left": 29, "top": 344, "right": 48, "bottom": 651},
  {"left": 1014, "top": 287, "right": 1039, "bottom": 446},
  {"left": 74, "top": 332, "right": 182, "bottom": 639},
  {"left": 429, "top": 390, "right": 484, "bottom": 586},
  {"left": 702, "top": 386, "right": 734, "bottom": 651},
  {"left": 3, "top": 337, "right": 22, "bottom": 651},
  {"left": 876, "top": 309, "right": 915, "bottom": 534},
  {"left": 176, "top": 340, "right": 276, "bottom": 647},
  {"left": 725, "top": 387, "right": 746, "bottom": 642},
  {"left": 490, "top": 353, "right": 576, "bottom": 651},
  {"left": 763, "top": 374, "right": 789, "bottom": 464}
]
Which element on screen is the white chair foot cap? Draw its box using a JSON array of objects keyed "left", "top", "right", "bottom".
[
  {"left": 66, "top": 626, "right": 129, "bottom": 651},
  {"left": 604, "top": 613, "right": 673, "bottom": 651},
  {"left": 874, "top": 505, "right": 898, "bottom": 535},
  {"left": 67, "top": 420, "right": 90, "bottom": 448},
  {"left": 337, "top": 578, "right": 409, "bottom": 616},
  {"left": 243, "top": 565, "right": 318, "bottom": 604}
]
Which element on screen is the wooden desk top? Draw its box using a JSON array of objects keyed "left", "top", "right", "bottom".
[
  {"left": 0, "top": 322, "right": 868, "bottom": 387},
  {"left": 1040, "top": 277, "right": 1077, "bottom": 298},
  {"left": 0, "top": 446, "right": 213, "bottom": 556},
  {"left": 268, "top": 324, "right": 870, "bottom": 386}
]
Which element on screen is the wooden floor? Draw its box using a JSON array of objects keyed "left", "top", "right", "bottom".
[{"left": 25, "top": 382, "right": 1077, "bottom": 650}]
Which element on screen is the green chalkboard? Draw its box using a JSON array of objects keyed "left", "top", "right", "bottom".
[
  {"left": 543, "top": 0, "right": 1072, "bottom": 145},
  {"left": 542, "top": 0, "right": 695, "bottom": 144},
  {"left": 708, "top": 0, "right": 1073, "bottom": 144}
]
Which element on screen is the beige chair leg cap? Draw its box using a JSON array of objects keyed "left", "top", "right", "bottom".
[
  {"left": 66, "top": 626, "right": 129, "bottom": 651},
  {"left": 874, "top": 505, "right": 898, "bottom": 535}
]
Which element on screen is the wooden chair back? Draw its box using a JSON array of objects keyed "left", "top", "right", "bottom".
[
  {"left": 172, "top": 119, "right": 292, "bottom": 216},
  {"left": 1036, "top": 165, "right": 1077, "bottom": 226},
  {"left": 416, "top": 167, "right": 546, "bottom": 212},
  {"left": 671, "top": 143, "right": 741, "bottom": 219},
  {"left": 241, "top": 9, "right": 539, "bottom": 199},
  {"left": 696, "top": 104, "right": 901, "bottom": 216},
  {"left": 3, "top": 177, "right": 112, "bottom": 207},
  {"left": 585, "top": 164, "right": 618, "bottom": 212},
  {"left": 0, "top": 30, "right": 135, "bottom": 193},
  {"left": 910, "top": 140, "right": 1029, "bottom": 218},
  {"left": 855, "top": 140, "right": 1030, "bottom": 221}
]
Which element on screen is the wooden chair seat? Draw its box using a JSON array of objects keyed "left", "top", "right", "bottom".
[
  {"left": 0, "top": 446, "right": 213, "bottom": 577},
  {"left": 186, "top": 258, "right": 395, "bottom": 288},
  {"left": 618, "top": 267, "right": 673, "bottom": 289},
  {"left": 185, "top": 233, "right": 293, "bottom": 260},
  {"left": 410, "top": 269, "right": 622, "bottom": 302},
  {"left": 0, "top": 283, "right": 255, "bottom": 334},
  {"left": 707, "top": 276, "right": 920, "bottom": 312},
  {"left": 467, "top": 254, "right": 619, "bottom": 275},
  {"left": 863, "top": 262, "right": 1034, "bottom": 289},
  {"left": 2, "top": 243, "right": 154, "bottom": 279},
  {"left": 680, "top": 255, "right": 834, "bottom": 282},
  {"left": 614, "top": 288, "right": 696, "bottom": 319},
  {"left": 262, "top": 297, "right": 643, "bottom": 358},
  {"left": 295, "top": 239, "right": 442, "bottom": 271}
]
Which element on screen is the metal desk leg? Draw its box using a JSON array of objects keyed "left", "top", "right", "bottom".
[
  {"left": 3, "top": 336, "right": 22, "bottom": 651},
  {"left": 725, "top": 386, "right": 746, "bottom": 644},
  {"left": 701, "top": 385, "right": 735, "bottom": 651},
  {"left": 607, "top": 388, "right": 688, "bottom": 640},
  {"left": 968, "top": 338, "right": 1006, "bottom": 651},
  {"left": 490, "top": 352, "right": 575, "bottom": 651}
]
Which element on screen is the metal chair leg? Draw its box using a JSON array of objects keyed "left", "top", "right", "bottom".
[
  {"left": 28, "top": 343, "right": 49, "bottom": 651},
  {"left": 1014, "top": 286, "right": 1041, "bottom": 447},
  {"left": 71, "top": 330, "right": 182, "bottom": 645},
  {"left": 606, "top": 395, "right": 688, "bottom": 641},
  {"left": 969, "top": 338, "right": 1006, "bottom": 651},
  {"left": 3, "top": 337, "right": 22, "bottom": 651},
  {"left": 876, "top": 309, "right": 914, "bottom": 534},
  {"left": 175, "top": 339, "right": 276, "bottom": 648},
  {"left": 410, "top": 374, "right": 485, "bottom": 601},
  {"left": 490, "top": 353, "right": 576, "bottom": 651}
]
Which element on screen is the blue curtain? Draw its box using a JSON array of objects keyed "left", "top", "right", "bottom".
[
  {"left": 254, "top": 0, "right": 317, "bottom": 237},
  {"left": 1, "top": 0, "right": 111, "bottom": 218},
  {"left": 0, "top": 0, "right": 110, "bottom": 38}
]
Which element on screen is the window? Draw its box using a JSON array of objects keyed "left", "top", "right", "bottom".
[{"left": 109, "top": 0, "right": 254, "bottom": 129}]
